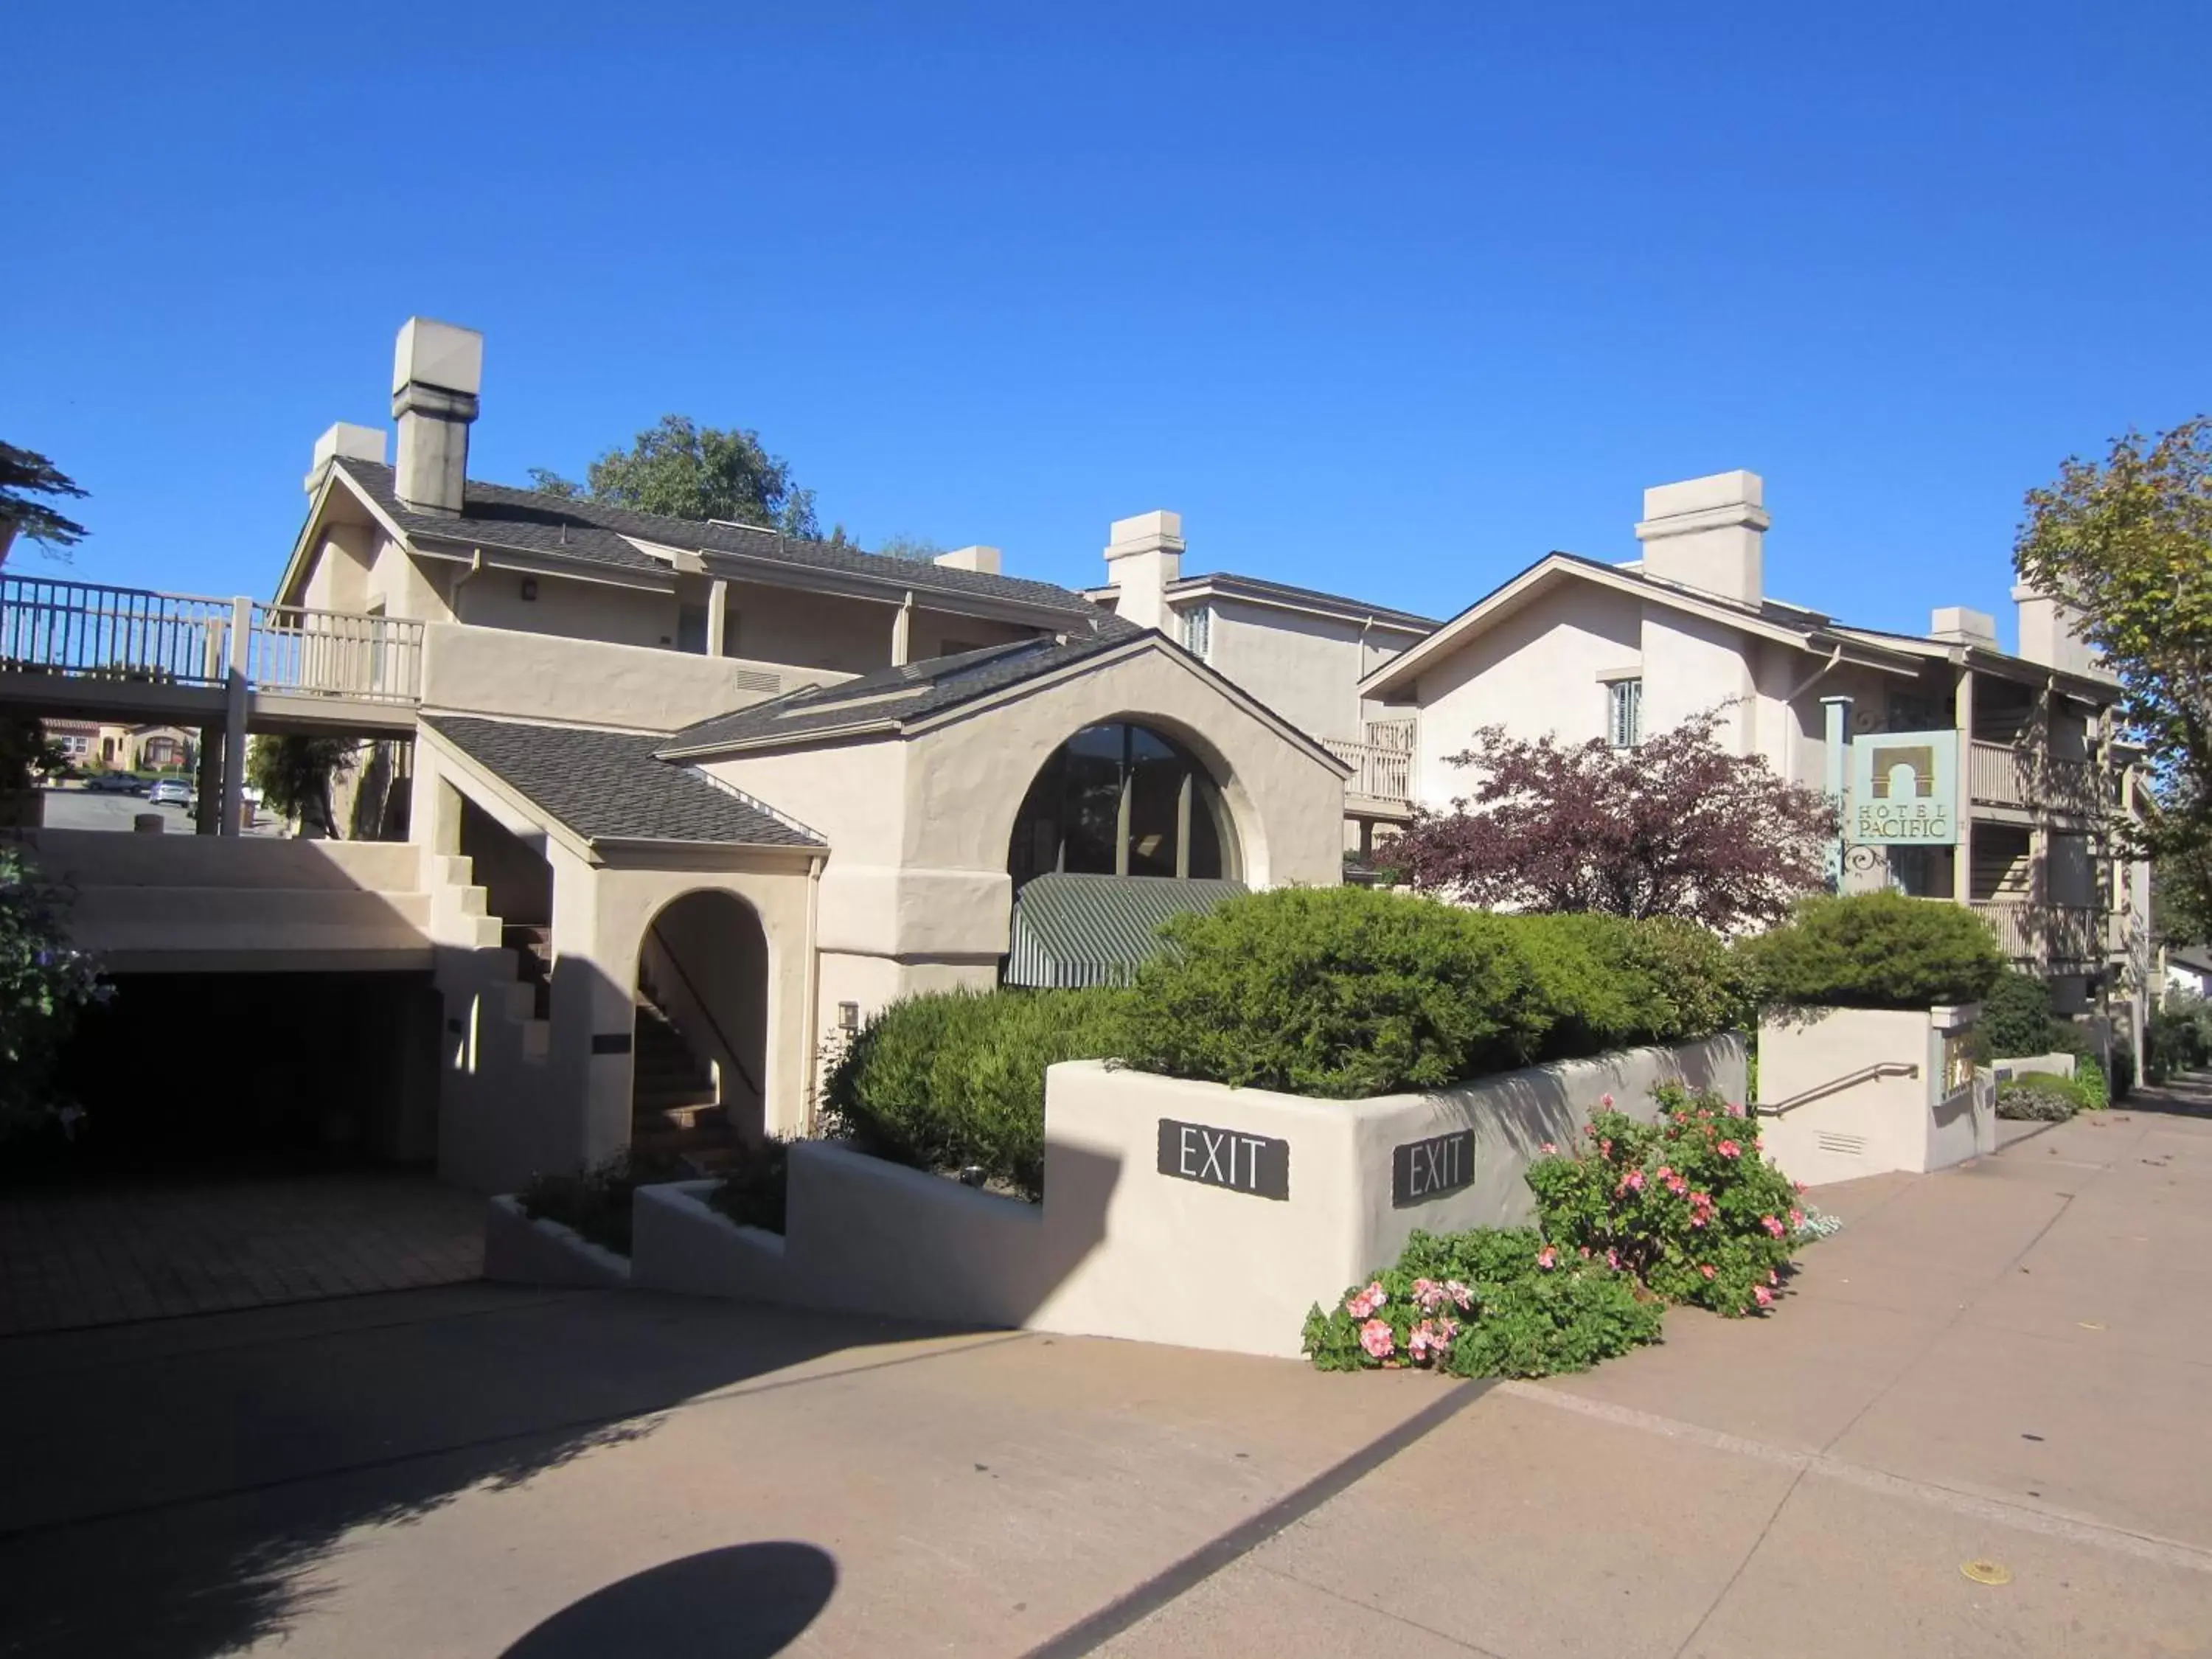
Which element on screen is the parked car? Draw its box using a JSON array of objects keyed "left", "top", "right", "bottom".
[
  {"left": 85, "top": 773, "right": 148, "bottom": 795},
  {"left": 147, "top": 779, "right": 192, "bottom": 807}
]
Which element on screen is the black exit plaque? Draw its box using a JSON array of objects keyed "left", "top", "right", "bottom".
[
  {"left": 1392, "top": 1129, "right": 1475, "bottom": 1207},
  {"left": 1156, "top": 1118, "right": 1290, "bottom": 1201}
]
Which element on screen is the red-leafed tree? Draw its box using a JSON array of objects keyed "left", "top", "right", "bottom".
[{"left": 1390, "top": 708, "right": 1838, "bottom": 931}]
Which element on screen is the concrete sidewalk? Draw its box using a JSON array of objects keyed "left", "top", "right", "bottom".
[
  {"left": 1, "top": 1087, "right": 2206, "bottom": 1658},
  {"left": 1101, "top": 1088, "right": 2212, "bottom": 1658}
]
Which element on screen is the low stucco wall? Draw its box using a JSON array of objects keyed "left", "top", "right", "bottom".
[
  {"left": 482, "top": 1195, "right": 630, "bottom": 1288},
  {"left": 1992, "top": 1052, "right": 2076, "bottom": 1082},
  {"left": 629, "top": 1034, "right": 1744, "bottom": 1360},
  {"left": 1758, "top": 1006, "right": 1994, "bottom": 1186}
]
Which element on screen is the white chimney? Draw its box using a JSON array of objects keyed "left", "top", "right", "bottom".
[
  {"left": 1101, "top": 510, "right": 1183, "bottom": 631},
  {"left": 1928, "top": 605, "right": 1997, "bottom": 647},
  {"left": 2012, "top": 582, "right": 2097, "bottom": 674},
  {"left": 303, "top": 422, "right": 387, "bottom": 496},
  {"left": 390, "top": 318, "right": 483, "bottom": 515},
  {"left": 933, "top": 544, "right": 1002, "bottom": 575},
  {"left": 1634, "top": 470, "right": 1767, "bottom": 607}
]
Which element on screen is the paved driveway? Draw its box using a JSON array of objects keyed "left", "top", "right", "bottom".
[{"left": 1, "top": 1087, "right": 2205, "bottom": 1658}]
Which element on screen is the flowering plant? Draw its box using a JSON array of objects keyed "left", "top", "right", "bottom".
[
  {"left": 1523, "top": 1082, "right": 1804, "bottom": 1316},
  {"left": 1302, "top": 1227, "right": 1665, "bottom": 1377}
]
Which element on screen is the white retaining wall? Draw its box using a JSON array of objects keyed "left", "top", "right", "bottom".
[
  {"left": 629, "top": 1035, "right": 1745, "bottom": 1360},
  {"left": 1758, "top": 1005, "right": 1996, "bottom": 1186}
]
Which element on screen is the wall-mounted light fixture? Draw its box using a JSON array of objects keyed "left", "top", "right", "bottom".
[
  {"left": 838, "top": 1001, "right": 860, "bottom": 1032},
  {"left": 520, "top": 577, "right": 539, "bottom": 602}
]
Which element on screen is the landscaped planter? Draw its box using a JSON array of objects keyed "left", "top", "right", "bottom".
[
  {"left": 630, "top": 1034, "right": 1743, "bottom": 1360},
  {"left": 482, "top": 1194, "right": 632, "bottom": 1288},
  {"left": 1756, "top": 1004, "right": 1994, "bottom": 1186}
]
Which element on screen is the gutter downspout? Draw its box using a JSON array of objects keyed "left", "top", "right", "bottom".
[
  {"left": 801, "top": 852, "right": 825, "bottom": 1138},
  {"left": 447, "top": 549, "right": 485, "bottom": 622}
]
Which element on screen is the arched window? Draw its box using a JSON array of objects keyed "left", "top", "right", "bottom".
[{"left": 1009, "top": 722, "right": 1233, "bottom": 888}]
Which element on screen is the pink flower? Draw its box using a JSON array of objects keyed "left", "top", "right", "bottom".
[
  {"left": 1725, "top": 1101, "right": 1745, "bottom": 1118},
  {"left": 1768, "top": 1270, "right": 1779, "bottom": 1286},
  {"left": 1616, "top": 1168, "right": 1646, "bottom": 1196},
  {"left": 1600, "top": 1138, "right": 1613, "bottom": 1157},
  {"left": 1605, "top": 1248, "right": 1621, "bottom": 1271},
  {"left": 1761, "top": 1215, "right": 1785, "bottom": 1239},
  {"left": 1408, "top": 1320, "right": 1439, "bottom": 1360},
  {"left": 1753, "top": 1285, "right": 1773, "bottom": 1309},
  {"left": 1411, "top": 1276, "right": 1443, "bottom": 1314},
  {"left": 1665, "top": 1175, "right": 1688, "bottom": 1196},
  {"left": 1599, "top": 1093, "right": 1614, "bottom": 1107},
  {"left": 1444, "top": 1279, "right": 1473, "bottom": 1310},
  {"left": 1793, "top": 1180, "right": 1807, "bottom": 1195},
  {"left": 1688, "top": 1212, "right": 1708, "bottom": 1228},
  {"left": 1789, "top": 1208, "right": 1804, "bottom": 1228},
  {"left": 1539, "top": 1141, "right": 1557, "bottom": 1155},
  {"left": 1358, "top": 1319, "right": 1395, "bottom": 1359},
  {"left": 1344, "top": 1281, "right": 1386, "bottom": 1320},
  {"left": 1578, "top": 1245, "right": 1592, "bottom": 1259},
  {"left": 1717, "top": 1140, "right": 1742, "bottom": 1160},
  {"left": 1699, "top": 1264, "right": 1716, "bottom": 1280},
  {"left": 1536, "top": 1245, "right": 1557, "bottom": 1270},
  {"left": 1656, "top": 1165, "right": 1673, "bottom": 1180}
]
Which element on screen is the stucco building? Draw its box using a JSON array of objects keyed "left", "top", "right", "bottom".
[
  {"left": 1360, "top": 470, "right": 2152, "bottom": 1037},
  {"left": 248, "top": 318, "right": 1342, "bottom": 1189}
]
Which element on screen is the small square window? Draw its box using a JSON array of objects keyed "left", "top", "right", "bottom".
[{"left": 1608, "top": 678, "right": 1643, "bottom": 748}]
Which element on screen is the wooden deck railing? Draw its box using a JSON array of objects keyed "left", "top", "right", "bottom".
[
  {"left": 0, "top": 575, "right": 423, "bottom": 704},
  {"left": 1972, "top": 900, "right": 2103, "bottom": 966}
]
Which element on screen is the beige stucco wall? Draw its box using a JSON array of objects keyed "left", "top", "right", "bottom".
[
  {"left": 1186, "top": 597, "right": 1401, "bottom": 744},
  {"left": 703, "top": 642, "right": 1346, "bottom": 1051},
  {"left": 459, "top": 566, "right": 674, "bottom": 647},
  {"left": 723, "top": 581, "right": 896, "bottom": 674},
  {"left": 626, "top": 1036, "right": 1745, "bottom": 1358},
  {"left": 1756, "top": 1004, "right": 1992, "bottom": 1186},
  {"left": 417, "top": 622, "right": 844, "bottom": 731}
]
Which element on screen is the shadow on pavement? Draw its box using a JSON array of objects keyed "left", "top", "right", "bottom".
[
  {"left": 0, "top": 1287, "right": 981, "bottom": 1659},
  {"left": 2120, "top": 1075, "right": 2212, "bottom": 1121},
  {"left": 500, "top": 1540, "right": 836, "bottom": 1658}
]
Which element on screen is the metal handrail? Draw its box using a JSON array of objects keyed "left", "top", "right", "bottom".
[
  {"left": 1753, "top": 1062, "right": 1919, "bottom": 1117},
  {"left": 644, "top": 922, "right": 764, "bottom": 1102}
]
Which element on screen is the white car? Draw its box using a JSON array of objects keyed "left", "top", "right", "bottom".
[{"left": 147, "top": 779, "right": 192, "bottom": 807}]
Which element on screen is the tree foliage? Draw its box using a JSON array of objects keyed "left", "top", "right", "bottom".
[
  {"left": 2014, "top": 417, "right": 2212, "bottom": 939},
  {"left": 1391, "top": 708, "right": 1838, "bottom": 931},
  {"left": 0, "top": 846, "right": 105, "bottom": 1139},
  {"left": 529, "top": 414, "right": 820, "bottom": 539},
  {"left": 247, "top": 735, "right": 357, "bottom": 838},
  {"left": 1, "top": 442, "right": 89, "bottom": 556}
]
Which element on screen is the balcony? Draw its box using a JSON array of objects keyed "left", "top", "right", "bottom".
[
  {"left": 1972, "top": 899, "right": 2103, "bottom": 968},
  {"left": 1967, "top": 740, "right": 2104, "bottom": 818},
  {"left": 1325, "top": 719, "right": 1414, "bottom": 814},
  {"left": 0, "top": 574, "right": 423, "bottom": 731}
]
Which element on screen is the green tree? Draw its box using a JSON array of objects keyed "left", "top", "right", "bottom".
[
  {"left": 1, "top": 442, "right": 89, "bottom": 560},
  {"left": 0, "top": 845, "right": 105, "bottom": 1139},
  {"left": 873, "top": 533, "right": 945, "bottom": 562},
  {"left": 2014, "top": 418, "right": 2212, "bottom": 940},
  {"left": 529, "top": 414, "right": 820, "bottom": 538},
  {"left": 247, "top": 735, "right": 357, "bottom": 838}
]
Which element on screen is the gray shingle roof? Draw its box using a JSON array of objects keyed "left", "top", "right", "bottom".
[
  {"left": 425, "top": 715, "right": 822, "bottom": 848},
  {"left": 657, "top": 622, "right": 1146, "bottom": 756},
  {"left": 334, "top": 459, "right": 1102, "bottom": 619},
  {"left": 1164, "top": 571, "right": 1439, "bottom": 633}
]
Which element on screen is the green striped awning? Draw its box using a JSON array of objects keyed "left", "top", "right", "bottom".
[{"left": 1005, "top": 873, "right": 1247, "bottom": 988}]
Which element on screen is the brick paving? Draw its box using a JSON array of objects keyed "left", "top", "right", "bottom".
[{"left": 0, "top": 1172, "right": 484, "bottom": 1335}]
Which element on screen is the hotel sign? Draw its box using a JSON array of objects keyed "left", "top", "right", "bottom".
[{"left": 1850, "top": 729, "right": 1959, "bottom": 846}]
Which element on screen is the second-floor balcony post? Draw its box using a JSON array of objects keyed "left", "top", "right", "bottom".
[{"left": 220, "top": 595, "right": 251, "bottom": 839}]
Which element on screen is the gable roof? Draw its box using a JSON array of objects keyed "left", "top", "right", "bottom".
[
  {"left": 1163, "top": 571, "right": 1439, "bottom": 633},
  {"left": 423, "top": 715, "right": 823, "bottom": 850},
  {"left": 1359, "top": 551, "right": 1933, "bottom": 698},
  {"left": 655, "top": 626, "right": 1147, "bottom": 756},
  {"left": 320, "top": 459, "right": 1102, "bottom": 623}
]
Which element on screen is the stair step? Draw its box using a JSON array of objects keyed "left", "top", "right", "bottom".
[
  {"left": 634, "top": 1102, "right": 724, "bottom": 1132},
  {"left": 634, "top": 1085, "right": 719, "bottom": 1113},
  {"left": 632, "top": 1122, "right": 739, "bottom": 1159}
]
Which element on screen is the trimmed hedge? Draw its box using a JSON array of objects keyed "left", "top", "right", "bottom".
[
  {"left": 829, "top": 889, "right": 1747, "bottom": 1193},
  {"left": 821, "top": 987, "right": 1134, "bottom": 1200},
  {"left": 1737, "top": 891, "right": 2003, "bottom": 1011}
]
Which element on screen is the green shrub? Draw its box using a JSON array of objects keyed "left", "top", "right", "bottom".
[
  {"left": 1507, "top": 914, "right": 1756, "bottom": 1059},
  {"left": 2110, "top": 1041, "right": 2135, "bottom": 1099},
  {"left": 517, "top": 1150, "right": 688, "bottom": 1256},
  {"left": 2073, "top": 1056, "right": 2110, "bottom": 1110},
  {"left": 1997, "top": 1075, "right": 2079, "bottom": 1122},
  {"left": 1301, "top": 1227, "right": 1665, "bottom": 1378},
  {"left": 1981, "top": 968, "right": 2062, "bottom": 1058},
  {"left": 1125, "top": 886, "right": 1552, "bottom": 1098},
  {"left": 1525, "top": 1083, "right": 1804, "bottom": 1316},
  {"left": 823, "top": 987, "right": 1133, "bottom": 1198},
  {"left": 1738, "top": 891, "right": 2003, "bottom": 1011},
  {"left": 0, "top": 846, "right": 108, "bottom": 1141},
  {"left": 708, "top": 1137, "right": 789, "bottom": 1234}
]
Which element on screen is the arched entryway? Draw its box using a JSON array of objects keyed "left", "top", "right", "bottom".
[
  {"left": 1007, "top": 720, "right": 1239, "bottom": 888},
  {"left": 632, "top": 890, "right": 770, "bottom": 1166}
]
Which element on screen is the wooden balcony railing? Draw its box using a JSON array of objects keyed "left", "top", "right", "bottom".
[
  {"left": 1, "top": 575, "right": 424, "bottom": 705},
  {"left": 1326, "top": 738, "right": 1412, "bottom": 804},
  {"left": 1968, "top": 739, "right": 2105, "bottom": 817},
  {"left": 1972, "top": 899, "right": 2104, "bottom": 966}
]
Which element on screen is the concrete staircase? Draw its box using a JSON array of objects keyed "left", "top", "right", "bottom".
[{"left": 630, "top": 996, "right": 738, "bottom": 1171}]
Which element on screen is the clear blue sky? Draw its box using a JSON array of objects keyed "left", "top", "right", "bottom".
[{"left": 7, "top": 3, "right": 2206, "bottom": 644}]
